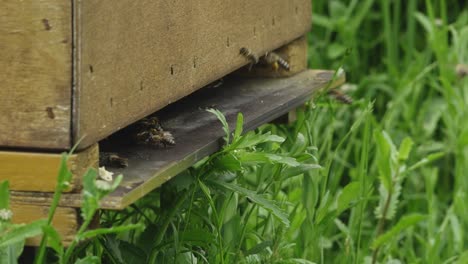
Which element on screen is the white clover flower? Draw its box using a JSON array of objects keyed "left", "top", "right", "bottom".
[
  {"left": 98, "top": 167, "right": 114, "bottom": 182},
  {"left": 95, "top": 180, "right": 112, "bottom": 191},
  {"left": 0, "top": 208, "right": 13, "bottom": 221}
]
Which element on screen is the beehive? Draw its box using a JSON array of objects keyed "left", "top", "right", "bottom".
[{"left": 0, "top": 0, "right": 312, "bottom": 150}]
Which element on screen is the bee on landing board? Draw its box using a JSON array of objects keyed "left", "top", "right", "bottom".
[
  {"left": 240, "top": 47, "right": 259, "bottom": 70},
  {"left": 327, "top": 89, "right": 353, "bottom": 105},
  {"left": 99, "top": 152, "right": 129, "bottom": 168},
  {"left": 135, "top": 116, "right": 176, "bottom": 147},
  {"left": 262, "top": 52, "right": 290, "bottom": 71}
]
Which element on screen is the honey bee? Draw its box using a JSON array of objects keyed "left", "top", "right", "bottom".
[
  {"left": 327, "top": 89, "right": 353, "bottom": 104},
  {"left": 135, "top": 116, "right": 176, "bottom": 147},
  {"left": 240, "top": 47, "right": 259, "bottom": 70},
  {"left": 139, "top": 116, "right": 162, "bottom": 129},
  {"left": 456, "top": 64, "right": 468, "bottom": 78},
  {"left": 262, "top": 52, "right": 290, "bottom": 71},
  {"left": 99, "top": 152, "right": 128, "bottom": 168}
]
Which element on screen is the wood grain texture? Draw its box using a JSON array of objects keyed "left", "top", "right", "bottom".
[
  {"left": 0, "top": 144, "right": 98, "bottom": 192},
  {"left": 74, "top": 0, "right": 312, "bottom": 148},
  {"left": 10, "top": 69, "right": 345, "bottom": 209},
  {"left": 10, "top": 203, "right": 78, "bottom": 246},
  {"left": 0, "top": 0, "right": 72, "bottom": 149}
]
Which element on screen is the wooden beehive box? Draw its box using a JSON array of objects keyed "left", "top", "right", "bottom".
[{"left": 0, "top": 0, "right": 312, "bottom": 150}]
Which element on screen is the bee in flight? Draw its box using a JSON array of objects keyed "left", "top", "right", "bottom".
[
  {"left": 456, "top": 64, "right": 468, "bottom": 78},
  {"left": 240, "top": 47, "right": 259, "bottom": 70},
  {"left": 327, "top": 89, "right": 353, "bottom": 105},
  {"left": 262, "top": 52, "right": 290, "bottom": 71},
  {"left": 135, "top": 116, "right": 176, "bottom": 147}
]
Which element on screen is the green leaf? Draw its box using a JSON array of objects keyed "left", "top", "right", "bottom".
[
  {"left": 421, "top": 98, "right": 445, "bottom": 137},
  {"left": 0, "top": 220, "right": 46, "bottom": 247},
  {"left": 371, "top": 214, "right": 426, "bottom": 249},
  {"left": 457, "top": 251, "right": 468, "bottom": 264},
  {"left": 210, "top": 180, "right": 290, "bottom": 227},
  {"left": 414, "top": 12, "right": 433, "bottom": 36},
  {"left": 233, "top": 112, "right": 244, "bottom": 142},
  {"left": 74, "top": 256, "right": 100, "bottom": 264},
  {"left": 312, "top": 13, "right": 333, "bottom": 30},
  {"left": 0, "top": 241, "right": 24, "bottom": 264},
  {"left": 337, "top": 182, "right": 361, "bottom": 214},
  {"left": 374, "top": 130, "right": 395, "bottom": 191},
  {"left": 78, "top": 224, "right": 144, "bottom": 241},
  {"left": 99, "top": 235, "right": 124, "bottom": 263},
  {"left": 136, "top": 224, "right": 160, "bottom": 254},
  {"left": 281, "top": 164, "right": 322, "bottom": 179},
  {"left": 286, "top": 259, "right": 317, "bottom": 264},
  {"left": 329, "top": 0, "right": 347, "bottom": 19},
  {"left": 234, "top": 132, "right": 284, "bottom": 150},
  {"left": 408, "top": 152, "right": 445, "bottom": 171},
  {"left": 56, "top": 153, "right": 73, "bottom": 191},
  {"left": 289, "top": 133, "right": 307, "bottom": 156},
  {"left": 238, "top": 153, "right": 299, "bottom": 167},
  {"left": 245, "top": 240, "right": 273, "bottom": 255},
  {"left": 374, "top": 181, "right": 401, "bottom": 220},
  {"left": 264, "top": 154, "right": 300, "bottom": 167},
  {"left": 0, "top": 181, "right": 9, "bottom": 209},
  {"left": 119, "top": 240, "right": 148, "bottom": 264},
  {"left": 214, "top": 153, "right": 242, "bottom": 171},
  {"left": 198, "top": 180, "right": 212, "bottom": 198},
  {"left": 109, "top": 174, "right": 124, "bottom": 193},
  {"left": 212, "top": 171, "right": 237, "bottom": 183},
  {"left": 207, "top": 108, "right": 230, "bottom": 143},
  {"left": 398, "top": 137, "right": 414, "bottom": 161},
  {"left": 237, "top": 152, "right": 277, "bottom": 164},
  {"left": 315, "top": 191, "right": 333, "bottom": 225},
  {"left": 180, "top": 229, "right": 217, "bottom": 245},
  {"left": 42, "top": 225, "right": 63, "bottom": 256},
  {"left": 81, "top": 169, "right": 99, "bottom": 221},
  {"left": 327, "top": 43, "right": 348, "bottom": 60}
]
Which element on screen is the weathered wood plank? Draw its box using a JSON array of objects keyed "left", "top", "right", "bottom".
[
  {"left": 11, "top": 69, "right": 345, "bottom": 209},
  {"left": 10, "top": 203, "right": 78, "bottom": 246},
  {"left": 0, "top": 0, "right": 72, "bottom": 149},
  {"left": 0, "top": 144, "right": 99, "bottom": 192},
  {"left": 75, "top": 0, "right": 312, "bottom": 148}
]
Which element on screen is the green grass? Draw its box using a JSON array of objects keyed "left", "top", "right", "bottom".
[{"left": 2, "top": 1, "right": 468, "bottom": 263}]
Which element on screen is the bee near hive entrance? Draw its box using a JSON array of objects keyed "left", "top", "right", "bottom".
[{"left": 134, "top": 116, "right": 176, "bottom": 147}]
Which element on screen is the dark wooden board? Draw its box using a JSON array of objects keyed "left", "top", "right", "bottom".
[{"left": 11, "top": 69, "right": 345, "bottom": 209}]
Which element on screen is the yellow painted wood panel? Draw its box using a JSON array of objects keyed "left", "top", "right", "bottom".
[
  {"left": 11, "top": 203, "right": 78, "bottom": 246},
  {"left": 75, "top": 0, "right": 312, "bottom": 148},
  {"left": 0, "top": 0, "right": 72, "bottom": 149},
  {"left": 0, "top": 144, "right": 99, "bottom": 192}
]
